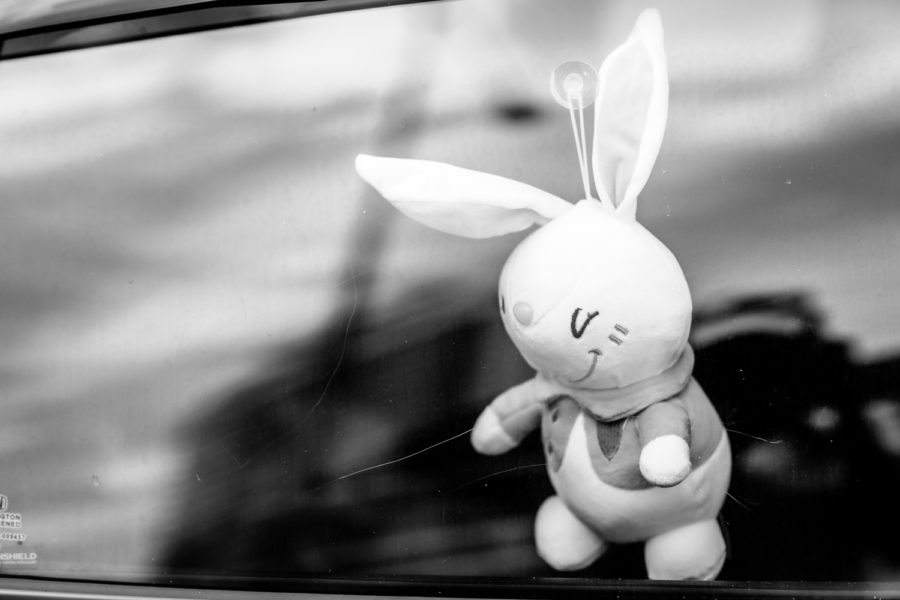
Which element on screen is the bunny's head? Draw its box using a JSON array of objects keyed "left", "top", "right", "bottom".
[
  {"left": 356, "top": 10, "right": 689, "bottom": 390},
  {"left": 497, "top": 198, "right": 690, "bottom": 389}
]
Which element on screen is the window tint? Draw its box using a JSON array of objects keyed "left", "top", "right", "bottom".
[{"left": 2, "top": 0, "right": 900, "bottom": 590}]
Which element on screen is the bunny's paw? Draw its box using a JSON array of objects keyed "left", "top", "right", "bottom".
[{"left": 471, "top": 408, "right": 519, "bottom": 455}]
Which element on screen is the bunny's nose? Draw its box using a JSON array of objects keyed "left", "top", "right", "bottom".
[{"left": 513, "top": 301, "right": 533, "bottom": 326}]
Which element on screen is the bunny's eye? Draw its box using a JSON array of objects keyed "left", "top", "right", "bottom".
[{"left": 571, "top": 308, "right": 599, "bottom": 339}]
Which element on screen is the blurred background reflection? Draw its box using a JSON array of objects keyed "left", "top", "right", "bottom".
[{"left": 2, "top": 0, "right": 900, "bottom": 583}]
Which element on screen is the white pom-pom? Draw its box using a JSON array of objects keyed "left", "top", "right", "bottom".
[{"left": 639, "top": 434, "right": 691, "bottom": 487}]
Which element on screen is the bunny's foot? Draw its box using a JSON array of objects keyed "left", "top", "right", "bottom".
[
  {"left": 644, "top": 519, "right": 726, "bottom": 580},
  {"left": 535, "top": 495, "right": 607, "bottom": 571}
]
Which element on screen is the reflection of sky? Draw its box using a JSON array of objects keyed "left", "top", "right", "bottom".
[{"left": 2, "top": 0, "right": 900, "bottom": 578}]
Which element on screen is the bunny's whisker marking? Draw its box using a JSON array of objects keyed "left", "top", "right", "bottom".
[{"left": 614, "top": 323, "right": 629, "bottom": 335}]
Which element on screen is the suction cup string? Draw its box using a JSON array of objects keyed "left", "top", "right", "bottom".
[
  {"left": 566, "top": 92, "right": 590, "bottom": 201},
  {"left": 551, "top": 61, "right": 598, "bottom": 202},
  {"left": 575, "top": 95, "right": 591, "bottom": 200}
]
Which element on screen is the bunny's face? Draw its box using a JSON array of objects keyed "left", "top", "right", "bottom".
[{"left": 498, "top": 200, "right": 691, "bottom": 389}]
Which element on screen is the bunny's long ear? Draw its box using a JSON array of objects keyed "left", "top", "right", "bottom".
[
  {"left": 592, "top": 9, "right": 668, "bottom": 220},
  {"left": 356, "top": 154, "right": 572, "bottom": 239}
]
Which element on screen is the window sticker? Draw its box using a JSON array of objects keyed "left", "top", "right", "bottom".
[{"left": 0, "top": 494, "right": 37, "bottom": 567}]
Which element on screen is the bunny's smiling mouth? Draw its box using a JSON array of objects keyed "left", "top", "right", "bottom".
[{"left": 569, "top": 349, "right": 602, "bottom": 383}]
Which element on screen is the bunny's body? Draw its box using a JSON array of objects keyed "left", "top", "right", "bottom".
[
  {"left": 528, "top": 358, "right": 730, "bottom": 577},
  {"left": 355, "top": 10, "right": 731, "bottom": 580},
  {"left": 543, "top": 377, "right": 729, "bottom": 536}
]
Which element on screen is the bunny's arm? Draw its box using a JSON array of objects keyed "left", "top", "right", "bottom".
[
  {"left": 635, "top": 397, "right": 692, "bottom": 487},
  {"left": 471, "top": 378, "right": 544, "bottom": 455}
]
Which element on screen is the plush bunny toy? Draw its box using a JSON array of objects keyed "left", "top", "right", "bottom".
[{"left": 355, "top": 9, "right": 731, "bottom": 581}]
